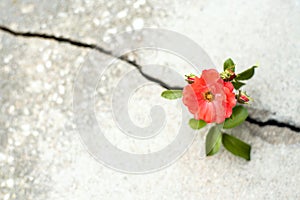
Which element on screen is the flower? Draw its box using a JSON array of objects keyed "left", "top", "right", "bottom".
[{"left": 182, "top": 69, "right": 236, "bottom": 123}]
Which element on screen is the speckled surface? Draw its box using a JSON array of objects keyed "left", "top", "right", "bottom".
[{"left": 0, "top": 0, "right": 300, "bottom": 200}]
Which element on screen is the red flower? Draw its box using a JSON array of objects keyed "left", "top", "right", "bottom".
[{"left": 182, "top": 69, "right": 236, "bottom": 123}]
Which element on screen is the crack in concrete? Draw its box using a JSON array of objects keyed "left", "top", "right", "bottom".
[
  {"left": 246, "top": 117, "right": 300, "bottom": 132},
  {"left": 0, "top": 25, "right": 299, "bottom": 133},
  {"left": 0, "top": 25, "right": 181, "bottom": 90}
]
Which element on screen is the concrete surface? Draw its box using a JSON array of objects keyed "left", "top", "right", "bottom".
[{"left": 0, "top": 0, "right": 300, "bottom": 200}]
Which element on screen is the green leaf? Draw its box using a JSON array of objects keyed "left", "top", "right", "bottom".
[
  {"left": 161, "top": 90, "right": 182, "bottom": 100},
  {"left": 206, "top": 126, "right": 222, "bottom": 156},
  {"left": 222, "top": 133, "right": 251, "bottom": 161},
  {"left": 236, "top": 66, "right": 258, "bottom": 81},
  {"left": 189, "top": 119, "right": 207, "bottom": 129},
  {"left": 223, "top": 58, "right": 235, "bottom": 72},
  {"left": 232, "top": 80, "right": 245, "bottom": 90},
  {"left": 223, "top": 106, "right": 248, "bottom": 129}
]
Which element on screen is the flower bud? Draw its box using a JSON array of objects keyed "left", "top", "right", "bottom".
[
  {"left": 236, "top": 91, "right": 252, "bottom": 104},
  {"left": 185, "top": 74, "right": 196, "bottom": 84},
  {"left": 220, "top": 69, "right": 236, "bottom": 81}
]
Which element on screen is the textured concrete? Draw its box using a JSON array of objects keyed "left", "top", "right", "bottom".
[{"left": 0, "top": 0, "right": 300, "bottom": 200}]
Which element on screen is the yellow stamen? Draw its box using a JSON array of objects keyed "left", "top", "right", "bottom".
[{"left": 204, "top": 91, "right": 214, "bottom": 102}]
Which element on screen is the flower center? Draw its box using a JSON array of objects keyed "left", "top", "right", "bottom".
[{"left": 204, "top": 91, "right": 214, "bottom": 102}]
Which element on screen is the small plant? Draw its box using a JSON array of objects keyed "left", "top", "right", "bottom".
[{"left": 161, "top": 58, "right": 257, "bottom": 160}]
